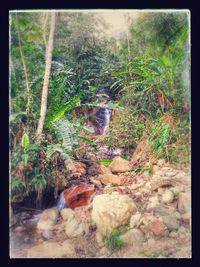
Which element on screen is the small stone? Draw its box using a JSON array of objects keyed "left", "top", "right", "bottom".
[
  {"left": 121, "top": 229, "right": 145, "bottom": 244},
  {"left": 65, "top": 217, "right": 89, "bottom": 238},
  {"left": 161, "top": 215, "right": 179, "bottom": 230},
  {"left": 89, "top": 177, "right": 102, "bottom": 188},
  {"left": 147, "top": 219, "right": 166, "bottom": 236},
  {"left": 147, "top": 196, "right": 160, "bottom": 211},
  {"left": 181, "top": 212, "right": 191, "bottom": 222},
  {"left": 162, "top": 189, "right": 174, "bottom": 204},
  {"left": 178, "top": 192, "right": 191, "bottom": 214},
  {"left": 14, "top": 226, "right": 26, "bottom": 233},
  {"left": 99, "top": 173, "right": 121, "bottom": 185},
  {"left": 157, "top": 188, "right": 164, "bottom": 195},
  {"left": 169, "top": 231, "right": 178, "bottom": 238},
  {"left": 147, "top": 238, "right": 156, "bottom": 246},
  {"left": 109, "top": 156, "right": 132, "bottom": 173},
  {"left": 157, "top": 159, "right": 165, "bottom": 167},
  {"left": 130, "top": 212, "right": 142, "bottom": 228}
]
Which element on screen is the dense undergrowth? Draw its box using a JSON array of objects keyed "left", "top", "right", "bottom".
[{"left": 10, "top": 11, "right": 190, "bottom": 208}]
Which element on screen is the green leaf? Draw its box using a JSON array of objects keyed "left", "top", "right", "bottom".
[
  {"left": 21, "top": 154, "right": 29, "bottom": 167},
  {"left": 21, "top": 133, "right": 30, "bottom": 149}
]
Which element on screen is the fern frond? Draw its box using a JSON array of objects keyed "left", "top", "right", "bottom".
[{"left": 52, "top": 117, "right": 78, "bottom": 151}]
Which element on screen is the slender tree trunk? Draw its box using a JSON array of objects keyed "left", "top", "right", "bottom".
[
  {"left": 42, "top": 12, "right": 49, "bottom": 50},
  {"left": 15, "top": 14, "right": 32, "bottom": 117},
  {"left": 35, "top": 12, "right": 56, "bottom": 142}
]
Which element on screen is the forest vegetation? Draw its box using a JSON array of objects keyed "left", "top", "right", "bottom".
[{"left": 10, "top": 10, "right": 190, "bottom": 209}]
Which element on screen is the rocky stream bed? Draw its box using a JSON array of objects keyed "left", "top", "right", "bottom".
[{"left": 10, "top": 154, "right": 191, "bottom": 258}]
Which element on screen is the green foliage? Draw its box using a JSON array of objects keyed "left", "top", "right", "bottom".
[
  {"left": 30, "top": 167, "right": 47, "bottom": 191},
  {"left": 46, "top": 143, "right": 64, "bottom": 159},
  {"left": 51, "top": 117, "right": 78, "bottom": 151},
  {"left": 104, "top": 229, "right": 124, "bottom": 252},
  {"left": 98, "top": 159, "right": 112, "bottom": 166},
  {"left": 21, "top": 133, "right": 30, "bottom": 149},
  {"left": 11, "top": 178, "right": 26, "bottom": 191},
  {"left": 104, "top": 107, "right": 147, "bottom": 150}
]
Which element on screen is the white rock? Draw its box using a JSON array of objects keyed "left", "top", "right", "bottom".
[
  {"left": 147, "top": 196, "right": 160, "bottom": 211},
  {"left": 92, "top": 192, "right": 137, "bottom": 236},
  {"left": 162, "top": 189, "right": 174, "bottom": 204},
  {"left": 130, "top": 212, "right": 142, "bottom": 228}
]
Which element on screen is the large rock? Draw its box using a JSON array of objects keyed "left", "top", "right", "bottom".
[
  {"left": 37, "top": 208, "right": 59, "bottom": 231},
  {"left": 99, "top": 173, "right": 121, "bottom": 185},
  {"left": 109, "top": 156, "right": 132, "bottom": 173},
  {"left": 91, "top": 192, "right": 137, "bottom": 236},
  {"left": 27, "top": 240, "right": 76, "bottom": 258},
  {"left": 178, "top": 192, "right": 191, "bottom": 214}
]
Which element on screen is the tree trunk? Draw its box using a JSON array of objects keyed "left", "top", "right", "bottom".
[
  {"left": 35, "top": 12, "right": 56, "bottom": 142},
  {"left": 15, "top": 13, "right": 32, "bottom": 117}
]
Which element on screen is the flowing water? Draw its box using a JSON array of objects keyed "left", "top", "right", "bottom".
[
  {"left": 96, "top": 108, "right": 112, "bottom": 134},
  {"left": 56, "top": 191, "right": 67, "bottom": 210}
]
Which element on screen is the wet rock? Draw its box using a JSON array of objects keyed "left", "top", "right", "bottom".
[
  {"left": 130, "top": 212, "right": 142, "bottom": 228},
  {"left": 92, "top": 192, "right": 137, "bottom": 236},
  {"left": 99, "top": 173, "right": 121, "bottom": 185},
  {"left": 178, "top": 192, "right": 191, "bottom": 214},
  {"left": 121, "top": 229, "right": 145, "bottom": 244},
  {"left": 27, "top": 240, "right": 76, "bottom": 258},
  {"left": 37, "top": 208, "right": 59, "bottom": 231},
  {"left": 63, "top": 183, "right": 96, "bottom": 209},
  {"left": 109, "top": 156, "right": 132, "bottom": 173},
  {"left": 162, "top": 189, "right": 174, "bottom": 204},
  {"left": 147, "top": 218, "right": 166, "bottom": 236}
]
